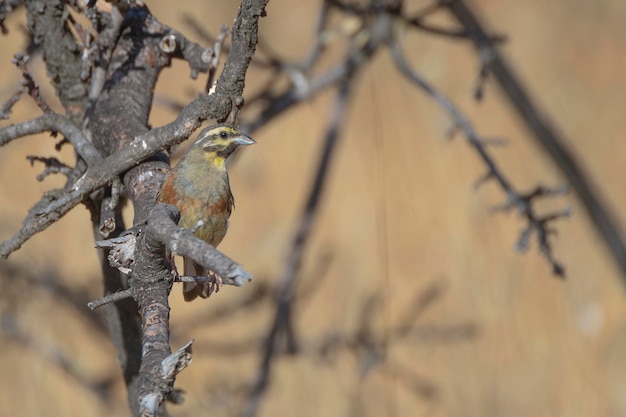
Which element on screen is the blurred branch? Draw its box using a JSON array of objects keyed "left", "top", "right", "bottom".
[
  {"left": 0, "top": 262, "right": 115, "bottom": 403},
  {"left": 401, "top": 0, "right": 506, "bottom": 43},
  {"left": 442, "top": 0, "right": 626, "bottom": 282},
  {"left": 0, "top": 262, "right": 107, "bottom": 332},
  {"left": 240, "top": 2, "right": 579, "bottom": 278},
  {"left": 243, "top": 4, "right": 387, "bottom": 132},
  {"left": 27, "top": 155, "right": 73, "bottom": 180},
  {"left": 240, "top": 73, "right": 356, "bottom": 417},
  {"left": 0, "top": 0, "right": 21, "bottom": 34},
  {"left": 390, "top": 38, "right": 569, "bottom": 275},
  {"left": 0, "top": 313, "right": 117, "bottom": 404},
  {"left": 2, "top": 0, "right": 615, "bottom": 414},
  {"left": 11, "top": 52, "right": 52, "bottom": 114}
]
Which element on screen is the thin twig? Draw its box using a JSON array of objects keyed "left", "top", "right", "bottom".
[
  {"left": 243, "top": 11, "right": 388, "bottom": 132},
  {"left": 205, "top": 25, "right": 229, "bottom": 94},
  {"left": 0, "top": 313, "right": 116, "bottom": 403},
  {"left": 83, "top": 5, "right": 124, "bottom": 127},
  {"left": 12, "top": 53, "right": 53, "bottom": 114},
  {"left": 0, "top": 89, "right": 23, "bottom": 120},
  {"left": 26, "top": 155, "right": 73, "bottom": 180},
  {"left": 88, "top": 288, "right": 134, "bottom": 310}
]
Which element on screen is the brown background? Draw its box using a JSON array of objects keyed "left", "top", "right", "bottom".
[{"left": 1, "top": 0, "right": 625, "bottom": 416}]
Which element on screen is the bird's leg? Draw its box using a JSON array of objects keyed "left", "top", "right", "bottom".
[
  {"left": 168, "top": 254, "right": 180, "bottom": 279},
  {"left": 200, "top": 271, "right": 223, "bottom": 298}
]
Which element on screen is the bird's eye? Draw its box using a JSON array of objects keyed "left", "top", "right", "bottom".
[{"left": 220, "top": 131, "right": 228, "bottom": 139}]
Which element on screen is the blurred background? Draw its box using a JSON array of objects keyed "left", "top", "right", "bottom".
[{"left": 1, "top": 0, "right": 625, "bottom": 416}]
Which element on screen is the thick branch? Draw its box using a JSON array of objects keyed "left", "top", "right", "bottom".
[
  {"left": 0, "top": 93, "right": 225, "bottom": 259},
  {"left": 1, "top": 0, "right": 270, "bottom": 258},
  {"left": 24, "top": 0, "right": 88, "bottom": 119},
  {"left": 85, "top": 3, "right": 267, "bottom": 416},
  {"left": 133, "top": 212, "right": 175, "bottom": 416},
  {"left": 215, "top": 0, "right": 268, "bottom": 98},
  {"left": 134, "top": 204, "right": 251, "bottom": 415}
]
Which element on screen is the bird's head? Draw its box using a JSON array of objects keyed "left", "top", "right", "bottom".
[{"left": 191, "top": 125, "right": 256, "bottom": 165}]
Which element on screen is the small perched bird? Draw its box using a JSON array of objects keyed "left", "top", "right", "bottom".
[{"left": 157, "top": 125, "right": 255, "bottom": 301}]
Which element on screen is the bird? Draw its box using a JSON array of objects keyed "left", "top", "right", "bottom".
[{"left": 157, "top": 124, "right": 255, "bottom": 301}]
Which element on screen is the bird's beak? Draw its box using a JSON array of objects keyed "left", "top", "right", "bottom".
[{"left": 234, "top": 135, "right": 256, "bottom": 146}]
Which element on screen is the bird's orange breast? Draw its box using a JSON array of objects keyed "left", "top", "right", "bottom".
[{"left": 158, "top": 171, "right": 233, "bottom": 247}]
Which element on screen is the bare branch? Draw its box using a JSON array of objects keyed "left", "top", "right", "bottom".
[
  {"left": 243, "top": 9, "right": 388, "bottom": 131},
  {"left": 0, "top": 112, "right": 101, "bottom": 164},
  {"left": 158, "top": 27, "right": 216, "bottom": 79},
  {"left": 12, "top": 53, "right": 52, "bottom": 114},
  {"left": 205, "top": 25, "right": 229, "bottom": 94},
  {"left": 390, "top": 38, "right": 567, "bottom": 275},
  {"left": 241, "top": 74, "right": 355, "bottom": 417},
  {"left": 0, "top": 89, "right": 23, "bottom": 120},
  {"left": 24, "top": 0, "right": 88, "bottom": 118},
  {"left": 131, "top": 203, "right": 251, "bottom": 416},
  {"left": 444, "top": 0, "right": 626, "bottom": 281},
  {"left": 88, "top": 288, "right": 134, "bottom": 310},
  {"left": 0, "top": 0, "right": 21, "bottom": 34},
  {"left": 99, "top": 177, "right": 122, "bottom": 238},
  {"left": 0, "top": 95, "right": 218, "bottom": 259},
  {"left": 26, "top": 155, "right": 72, "bottom": 180},
  {"left": 1, "top": 0, "right": 270, "bottom": 261}
]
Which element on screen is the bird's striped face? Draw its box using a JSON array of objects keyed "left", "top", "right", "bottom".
[{"left": 194, "top": 125, "right": 256, "bottom": 161}]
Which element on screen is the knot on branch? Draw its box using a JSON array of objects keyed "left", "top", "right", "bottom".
[
  {"left": 95, "top": 230, "right": 139, "bottom": 275},
  {"left": 159, "top": 33, "right": 178, "bottom": 54}
]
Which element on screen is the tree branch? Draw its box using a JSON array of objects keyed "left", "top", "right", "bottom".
[
  {"left": 24, "top": 0, "right": 89, "bottom": 119},
  {"left": 390, "top": 37, "right": 568, "bottom": 275},
  {"left": 241, "top": 72, "right": 355, "bottom": 417},
  {"left": 444, "top": 0, "right": 626, "bottom": 281},
  {"left": 0, "top": 113, "right": 101, "bottom": 164}
]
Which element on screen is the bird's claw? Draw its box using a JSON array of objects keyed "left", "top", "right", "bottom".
[{"left": 200, "top": 271, "right": 223, "bottom": 298}]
